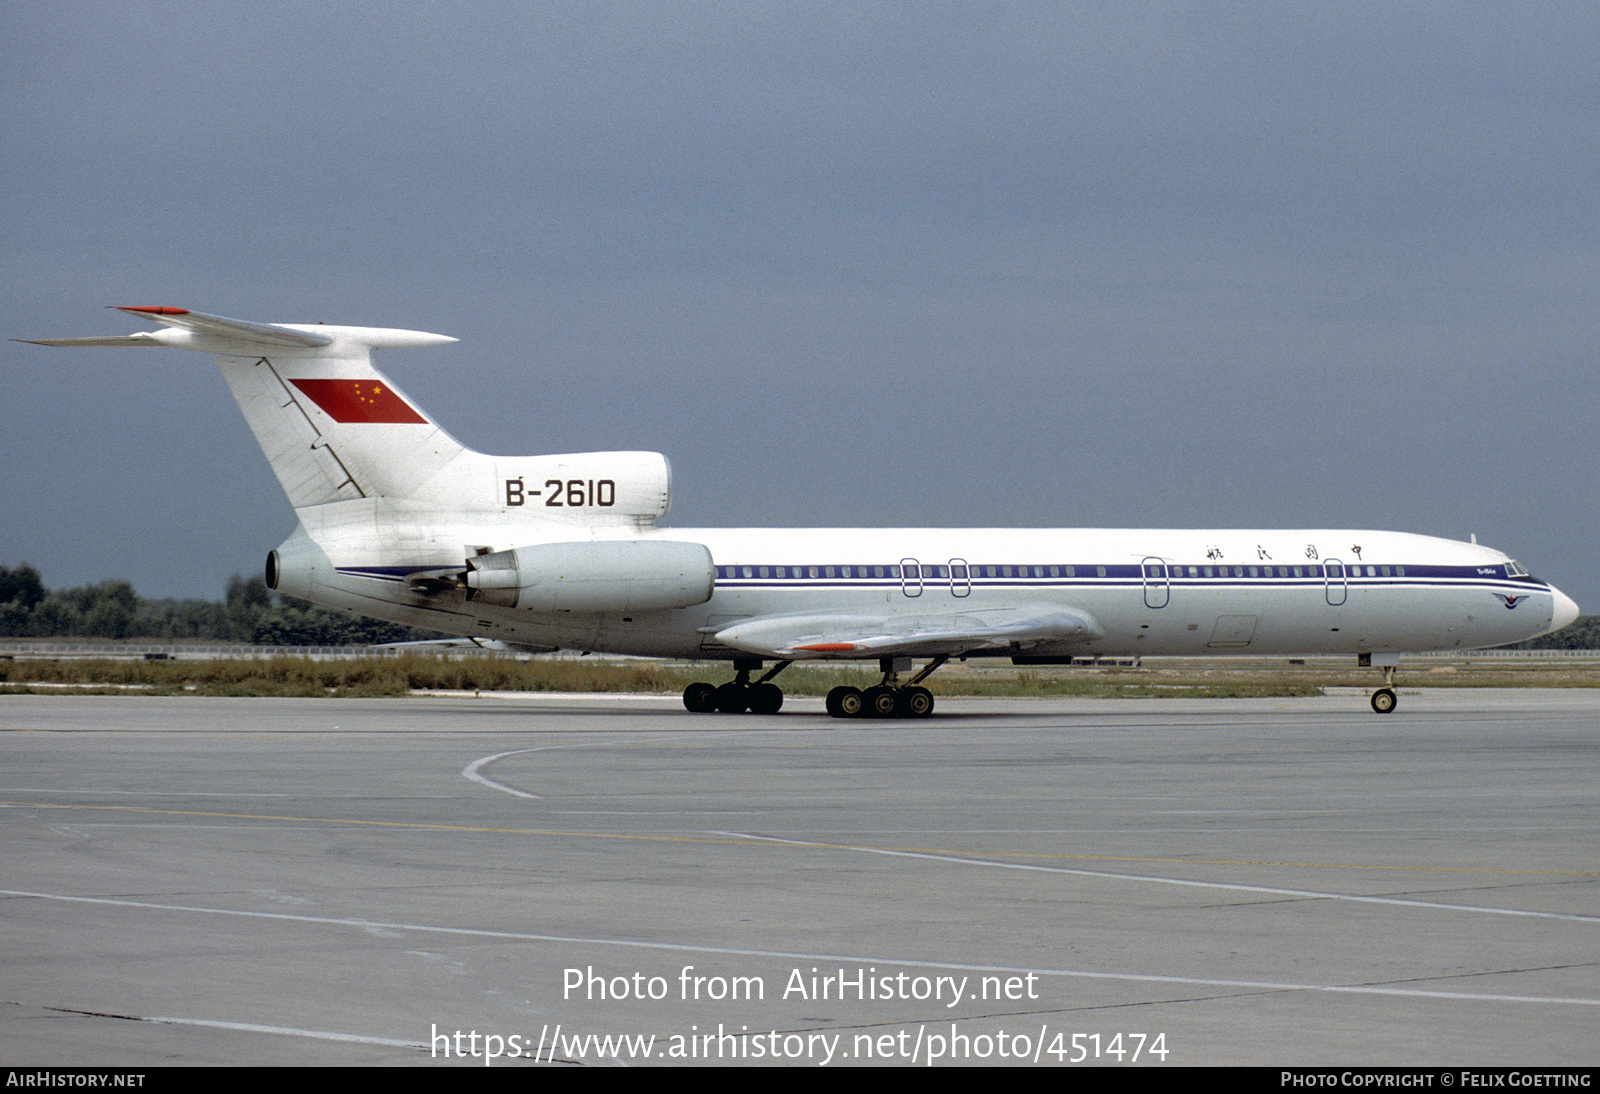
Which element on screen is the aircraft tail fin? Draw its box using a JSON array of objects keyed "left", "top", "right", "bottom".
[{"left": 24, "top": 307, "right": 467, "bottom": 508}]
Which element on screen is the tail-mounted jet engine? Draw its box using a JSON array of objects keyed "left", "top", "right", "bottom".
[{"left": 461, "top": 540, "right": 715, "bottom": 613}]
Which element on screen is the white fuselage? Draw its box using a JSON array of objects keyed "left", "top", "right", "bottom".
[{"left": 291, "top": 521, "right": 1572, "bottom": 661}]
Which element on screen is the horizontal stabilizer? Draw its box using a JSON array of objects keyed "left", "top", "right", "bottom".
[
  {"left": 113, "top": 306, "right": 335, "bottom": 347},
  {"left": 21, "top": 306, "right": 457, "bottom": 354},
  {"left": 17, "top": 334, "right": 166, "bottom": 348}
]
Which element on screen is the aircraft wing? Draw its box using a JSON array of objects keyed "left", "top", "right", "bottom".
[{"left": 710, "top": 604, "right": 1102, "bottom": 659}]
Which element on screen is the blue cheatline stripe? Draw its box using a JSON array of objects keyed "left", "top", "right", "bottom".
[
  {"left": 709, "top": 563, "right": 1528, "bottom": 582},
  {"left": 335, "top": 561, "right": 1545, "bottom": 596},
  {"left": 711, "top": 581, "right": 1540, "bottom": 594}
]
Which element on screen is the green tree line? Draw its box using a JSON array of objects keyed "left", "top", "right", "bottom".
[
  {"left": 0, "top": 564, "right": 443, "bottom": 646},
  {"left": 1510, "top": 614, "right": 1600, "bottom": 650}
]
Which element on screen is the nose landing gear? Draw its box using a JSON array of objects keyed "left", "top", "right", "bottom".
[{"left": 1361, "top": 653, "right": 1399, "bottom": 714}]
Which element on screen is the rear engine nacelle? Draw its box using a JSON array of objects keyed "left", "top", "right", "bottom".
[
  {"left": 465, "top": 540, "right": 715, "bottom": 613},
  {"left": 265, "top": 525, "right": 331, "bottom": 601}
]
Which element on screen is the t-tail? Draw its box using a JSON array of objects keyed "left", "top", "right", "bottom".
[
  {"left": 22, "top": 307, "right": 685, "bottom": 614},
  {"left": 27, "top": 306, "right": 470, "bottom": 505}
]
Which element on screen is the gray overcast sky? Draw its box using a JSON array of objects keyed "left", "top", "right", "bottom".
[{"left": 3, "top": 1, "right": 1597, "bottom": 611}]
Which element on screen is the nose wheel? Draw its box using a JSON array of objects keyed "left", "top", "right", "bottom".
[{"left": 1368, "top": 660, "right": 1398, "bottom": 714}]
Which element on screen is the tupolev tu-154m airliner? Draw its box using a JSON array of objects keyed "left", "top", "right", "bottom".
[{"left": 25, "top": 307, "right": 1580, "bottom": 717}]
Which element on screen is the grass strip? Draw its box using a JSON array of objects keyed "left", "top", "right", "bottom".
[{"left": 3, "top": 653, "right": 1594, "bottom": 699}]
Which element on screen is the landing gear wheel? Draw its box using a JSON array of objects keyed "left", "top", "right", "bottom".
[
  {"left": 900, "top": 686, "right": 934, "bottom": 718},
  {"left": 827, "top": 686, "right": 863, "bottom": 718},
  {"left": 863, "top": 686, "right": 898, "bottom": 718},
  {"left": 683, "top": 682, "right": 718, "bottom": 713},
  {"left": 1371, "top": 687, "right": 1397, "bottom": 714},
  {"left": 747, "top": 681, "right": 784, "bottom": 714},
  {"left": 714, "top": 682, "right": 750, "bottom": 713}
]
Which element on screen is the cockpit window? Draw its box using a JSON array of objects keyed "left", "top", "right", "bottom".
[{"left": 1505, "top": 560, "right": 1530, "bottom": 578}]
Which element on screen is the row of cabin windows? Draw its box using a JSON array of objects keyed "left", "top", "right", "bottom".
[
  {"left": 714, "top": 563, "right": 1410, "bottom": 580},
  {"left": 1161, "top": 563, "right": 1407, "bottom": 579}
]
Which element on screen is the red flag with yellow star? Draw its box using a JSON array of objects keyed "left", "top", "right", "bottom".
[{"left": 288, "top": 379, "right": 428, "bottom": 424}]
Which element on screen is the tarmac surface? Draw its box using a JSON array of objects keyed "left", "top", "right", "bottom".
[{"left": 2, "top": 689, "right": 1596, "bottom": 1067}]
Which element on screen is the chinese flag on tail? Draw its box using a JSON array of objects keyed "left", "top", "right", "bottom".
[{"left": 289, "top": 379, "right": 427, "bottom": 424}]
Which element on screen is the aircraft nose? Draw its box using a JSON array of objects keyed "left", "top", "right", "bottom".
[{"left": 1550, "top": 587, "right": 1580, "bottom": 632}]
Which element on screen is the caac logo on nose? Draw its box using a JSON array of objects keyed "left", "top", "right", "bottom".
[{"left": 1492, "top": 593, "right": 1527, "bottom": 610}]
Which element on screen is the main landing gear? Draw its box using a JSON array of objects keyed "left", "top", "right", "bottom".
[
  {"left": 825, "top": 655, "right": 947, "bottom": 720},
  {"left": 683, "top": 659, "right": 793, "bottom": 715},
  {"left": 682, "top": 655, "right": 948, "bottom": 719}
]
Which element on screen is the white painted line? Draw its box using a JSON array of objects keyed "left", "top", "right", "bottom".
[
  {"left": 5, "top": 888, "right": 1597, "bottom": 1008},
  {"left": 719, "top": 832, "right": 1600, "bottom": 925},
  {"left": 462, "top": 749, "right": 543, "bottom": 799},
  {"left": 142, "top": 1014, "right": 422, "bottom": 1050},
  {"left": 461, "top": 732, "right": 754, "bottom": 800}
]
